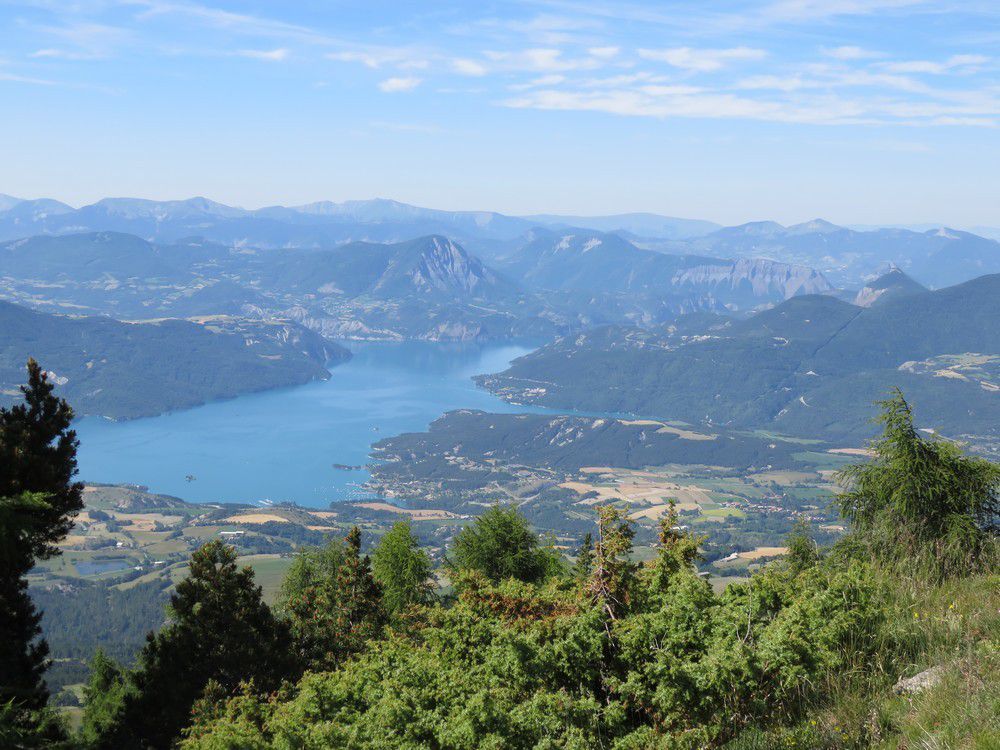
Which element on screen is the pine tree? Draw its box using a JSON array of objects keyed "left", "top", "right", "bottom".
[
  {"left": 649, "top": 500, "right": 703, "bottom": 592},
  {"left": 0, "top": 360, "right": 82, "bottom": 558},
  {"left": 79, "top": 650, "right": 134, "bottom": 749},
  {"left": 287, "top": 527, "right": 386, "bottom": 671},
  {"left": 572, "top": 532, "right": 594, "bottom": 581},
  {"left": 0, "top": 360, "right": 83, "bottom": 737},
  {"left": 588, "top": 505, "right": 638, "bottom": 621},
  {"left": 451, "top": 504, "right": 554, "bottom": 583},
  {"left": 102, "top": 542, "right": 295, "bottom": 749},
  {"left": 277, "top": 536, "right": 347, "bottom": 613},
  {"left": 837, "top": 389, "right": 1000, "bottom": 577},
  {"left": 372, "top": 521, "right": 433, "bottom": 615},
  {"left": 785, "top": 517, "right": 819, "bottom": 574}
]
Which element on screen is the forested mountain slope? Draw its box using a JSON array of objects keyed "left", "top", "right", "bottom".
[
  {"left": 5, "top": 196, "right": 995, "bottom": 290},
  {"left": 478, "top": 274, "right": 1000, "bottom": 446},
  {"left": 0, "top": 301, "right": 348, "bottom": 418}
]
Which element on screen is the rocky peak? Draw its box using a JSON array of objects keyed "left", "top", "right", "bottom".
[
  {"left": 853, "top": 266, "right": 927, "bottom": 307},
  {"left": 408, "top": 236, "right": 496, "bottom": 294}
]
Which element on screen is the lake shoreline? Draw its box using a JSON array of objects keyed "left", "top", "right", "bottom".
[{"left": 73, "top": 340, "right": 547, "bottom": 509}]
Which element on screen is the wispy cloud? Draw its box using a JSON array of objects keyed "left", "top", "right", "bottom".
[
  {"left": 822, "top": 45, "right": 883, "bottom": 60},
  {"left": 236, "top": 48, "right": 288, "bottom": 62},
  {"left": 10, "top": 0, "right": 998, "bottom": 133},
  {"left": 638, "top": 46, "right": 767, "bottom": 72},
  {"left": 503, "top": 67, "right": 1000, "bottom": 127},
  {"left": 130, "top": 0, "right": 336, "bottom": 44},
  {"left": 508, "top": 74, "right": 567, "bottom": 91},
  {"left": 452, "top": 58, "right": 489, "bottom": 76},
  {"left": 29, "top": 20, "right": 130, "bottom": 59},
  {"left": 378, "top": 76, "right": 422, "bottom": 93},
  {"left": 0, "top": 70, "right": 57, "bottom": 86},
  {"left": 587, "top": 46, "right": 619, "bottom": 59},
  {"left": 881, "top": 54, "right": 990, "bottom": 74},
  {"left": 483, "top": 47, "right": 604, "bottom": 72},
  {"left": 453, "top": 13, "right": 602, "bottom": 46},
  {"left": 31, "top": 48, "right": 104, "bottom": 60},
  {"left": 756, "top": 0, "right": 928, "bottom": 23},
  {"left": 505, "top": 88, "right": 786, "bottom": 121},
  {"left": 327, "top": 51, "right": 385, "bottom": 68},
  {"left": 327, "top": 48, "right": 428, "bottom": 70}
]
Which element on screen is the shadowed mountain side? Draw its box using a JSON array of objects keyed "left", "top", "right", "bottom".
[
  {"left": 0, "top": 301, "right": 349, "bottom": 419},
  {"left": 478, "top": 276, "right": 1000, "bottom": 445}
]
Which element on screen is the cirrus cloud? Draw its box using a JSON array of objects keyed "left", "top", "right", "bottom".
[
  {"left": 237, "top": 48, "right": 288, "bottom": 62},
  {"left": 378, "top": 76, "right": 422, "bottom": 93},
  {"left": 882, "top": 54, "right": 990, "bottom": 74},
  {"left": 452, "top": 58, "right": 489, "bottom": 76},
  {"left": 638, "top": 46, "right": 768, "bottom": 72}
]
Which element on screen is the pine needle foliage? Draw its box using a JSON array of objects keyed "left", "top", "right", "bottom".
[
  {"left": 451, "top": 504, "right": 558, "bottom": 584},
  {"left": 372, "top": 521, "right": 434, "bottom": 615},
  {"left": 836, "top": 389, "right": 1000, "bottom": 578},
  {"left": 0, "top": 360, "right": 82, "bottom": 744}
]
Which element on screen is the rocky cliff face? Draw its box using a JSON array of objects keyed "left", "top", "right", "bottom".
[
  {"left": 500, "top": 229, "right": 831, "bottom": 311},
  {"left": 406, "top": 236, "right": 500, "bottom": 296},
  {"left": 671, "top": 258, "right": 833, "bottom": 300}
]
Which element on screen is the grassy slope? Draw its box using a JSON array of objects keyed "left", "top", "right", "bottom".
[{"left": 728, "top": 571, "right": 999, "bottom": 749}]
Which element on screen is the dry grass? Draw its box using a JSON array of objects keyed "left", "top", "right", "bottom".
[
  {"left": 354, "top": 502, "right": 457, "bottom": 520},
  {"left": 629, "top": 502, "right": 699, "bottom": 521},
  {"left": 747, "top": 470, "right": 817, "bottom": 485},
  {"left": 56, "top": 534, "right": 90, "bottom": 547},
  {"left": 563, "top": 467, "right": 715, "bottom": 509},
  {"left": 739, "top": 546, "right": 788, "bottom": 560},
  {"left": 559, "top": 481, "right": 623, "bottom": 504},
  {"left": 222, "top": 513, "right": 291, "bottom": 524},
  {"left": 114, "top": 512, "right": 183, "bottom": 530},
  {"left": 618, "top": 419, "right": 716, "bottom": 441}
]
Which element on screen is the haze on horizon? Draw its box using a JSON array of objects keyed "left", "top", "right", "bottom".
[{"left": 0, "top": 0, "right": 997, "bottom": 227}]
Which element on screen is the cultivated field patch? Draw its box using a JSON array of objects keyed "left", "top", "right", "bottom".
[
  {"left": 222, "top": 513, "right": 290, "bottom": 524},
  {"left": 354, "top": 502, "right": 457, "bottom": 520}
]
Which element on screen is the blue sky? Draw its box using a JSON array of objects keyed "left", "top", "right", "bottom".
[{"left": 0, "top": 1, "right": 997, "bottom": 226}]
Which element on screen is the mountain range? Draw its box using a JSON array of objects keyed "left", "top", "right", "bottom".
[
  {"left": 0, "top": 229, "right": 832, "bottom": 343},
  {"left": 645, "top": 220, "right": 1000, "bottom": 288},
  {"left": 1, "top": 195, "right": 996, "bottom": 288},
  {"left": 495, "top": 229, "right": 830, "bottom": 300},
  {"left": 2, "top": 193, "right": 998, "bottom": 429}
]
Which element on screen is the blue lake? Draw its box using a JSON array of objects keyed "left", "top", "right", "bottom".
[{"left": 75, "top": 341, "right": 546, "bottom": 509}]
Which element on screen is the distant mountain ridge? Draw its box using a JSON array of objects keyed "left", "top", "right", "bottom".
[
  {"left": 0, "top": 195, "right": 537, "bottom": 246},
  {"left": 520, "top": 212, "right": 719, "bottom": 239},
  {"left": 651, "top": 220, "right": 1000, "bottom": 288},
  {"left": 2, "top": 195, "right": 995, "bottom": 289},
  {"left": 0, "top": 229, "right": 836, "bottom": 343},
  {"left": 497, "top": 228, "right": 832, "bottom": 310}
]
